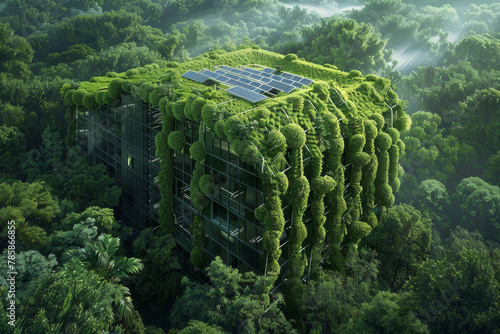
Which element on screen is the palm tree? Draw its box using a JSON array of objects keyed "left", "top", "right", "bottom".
[{"left": 64, "top": 234, "right": 144, "bottom": 323}]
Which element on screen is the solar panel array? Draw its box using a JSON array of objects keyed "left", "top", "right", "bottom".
[{"left": 181, "top": 66, "right": 314, "bottom": 103}]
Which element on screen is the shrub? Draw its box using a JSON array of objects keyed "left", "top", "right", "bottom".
[
  {"left": 95, "top": 91, "right": 105, "bottom": 105},
  {"left": 161, "top": 69, "right": 181, "bottom": 86},
  {"left": 374, "top": 132, "right": 392, "bottom": 151},
  {"left": 311, "top": 175, "right": 335, "bottom": 195},
  {"left": 264, "top": 129, "right": 287, "bottom": 158},
  {"left": 108, "top": 79, "right": 123, "bottom": 99},
  {"left": 281, "top": 123, "right": 306, "bottom": 149},
  {"left": 284, "top": 53, "right": 298, "bottom": 61},
  {"left": 223, "top": 115, "right": 248, "bottom": 142},
  {"left": 126, "top": 68, "right": 140, "bottom": 77},
  {"left": 312, "top": 82, "right": 330, "bottom": 100},
  {"left": 102, "top": 91, "right": 114, "bottom": 105},
  {"left": 168, "top": 131, "right": 185, "bottom": 151},
  {"left": 172, "top": 100, "right": 187, "bottom": 121},
  {"left": 184, "top": 95, "right": 197, "bottom": 120},
  {"left": 369, "top": 113, "right": 385, "bottom": 130},
  {"left": 159, "top": 97, "right": 170, "bottom": 113},
  {"left": 365, "top": 74, "right": 378, "bottom": 82},
  {"left": 138, "top": 67, "right": 147, "bottom": 74},
  {"left": 276, "top": 172, "right": 289, "bottom": 195},
  {"left": 190, "top": 245, "right": 206, "bottom": 268},
  {"left": 199, "top": 175, "right": 213, "bottom": 195},
  {"left": 190, "top": 97, "right": 206, "bottom": 122},
  {"left": 348, "top": 70, "right": 363, "bottom": 78},
  {"left": 189, "top": 141, "right": 206, "bottom": 162},
  {"left": 138, "top": 82, "right": 154, "bottom": 102},
  {"left": 385, "top": 127, "right": 400, "bottom": 143},
  {"left": 64, "top": 89, "right": 75, "bottom": 106},
  {"left": 82, "top": 93, "right": 98, "bottom": 109},
  {"left": 201, "top": 101, "right": 219, "bottom": 129},
  {"left": 394, "top": 111, "right": 411, "bottom": 132},
  {"left": 149, "top": 86, "right": 169, "bottom": 107},
  {"left": 214, "top": 120, "right": 225, "bottom": 138},
  {"left": 255, "top": 206, "right": 267, "bottom": 221},
  {"left": 121, "top": 80, "right": 133, "bottom": 93},
  {"left": 71, "top": 90, "right": 87, "bottom": 106}
]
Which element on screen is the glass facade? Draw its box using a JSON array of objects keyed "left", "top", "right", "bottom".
[{"left": 76, "top": 94, "right": 162, "bottom": 231}]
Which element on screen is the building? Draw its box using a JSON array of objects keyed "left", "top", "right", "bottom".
[{"left": 71, "top": 49, "right": 408, "bottom": 281}]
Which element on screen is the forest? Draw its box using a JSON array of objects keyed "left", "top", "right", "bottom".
[{"left": 0, "top": 0, "right": 499, "bottom": 333}]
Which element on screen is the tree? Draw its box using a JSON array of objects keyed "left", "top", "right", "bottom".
[
  {"left": 131, "top": 228, "right": 182, "bottom": 311},
  {"left": 61, "top": 206, "right": 119, "bottom": 235},
  {"left": 62, "top": 163, "right": 122, "bottom": 212},
  {"left": 340, "top": 291, "right": 429, "bottom": 334},
  {"left": 64, "top": 234, "right": 144, "bottom": 325},
  {"left": 44, "top": 217, "right": 99, "bottom": 258},
  {"left": 453, "top": 177, "right": 500, "bottom": 242},
  {"left": 0, "top": 23, "right": 33, "bottom": 78},
  {"left": 485, "top": 150, "right": 500, "bottom": 186},
  {"left": 177, "top": 320, "right": 226, "bottom": 334},
  {"left": 21, "top": 126, "right": 64, "bottom": 184},
  {"left": 0, "top": 181, "right": 59, "bottom": 249},
  {"left": 450, "top": 88, "right": 500, "bottom": 161},
  {"left": 0, "top": 250, "right": 58, "bottom": 302},
  {"left": 16, "top": 264, "right": 119, "bottom": 333},
  {"left": 448, "top": 33, "right": 500, "bottom": 71},
  {"left": 0, "top": 103, "right": 26, "bottom": 127},
  {"left": 415, "top": 179, "right": 451, "bottom": 230},
  {"left": 298, "top": 18, "right": 394, "bottom": 74},
  {"left": 0, "top": 125, "right": 26, "bottom": 174},
  {"left": 368, "top": 204, "right": 432, "bottom": 290},
  {"left": 349, "top": 0, "right": 456, "bottom": 72},
  {"left": 169, "top": 257, "right": 295, "bottom": 333},
  {"left": 305, "top": 249, "right": 379, "bottom": 333},
  {"left": 403, "top": 227, "right": 500, "bottom": 333}
]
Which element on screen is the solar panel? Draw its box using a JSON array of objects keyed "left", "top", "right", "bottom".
[
  {"left": 185, "top": 66, "right": 312, "bottom": 96},
  {"left": 224, "top": 73, "right": 240, "bottom": 80},
  {"left": 249, "top": 81, "right": 260, "bottom": 87},
  {"left": 218, "top": 75, "right": 231, "bottom": 82},
  {"left": 299, "top": 77, "right": 313, "bottom": 85},
  {"left": 268, "top": 80, "right": 295, "bottom": 93},
  {"left": 242, "top": 67, "right": 260, "bottom": 75},
  {"left": 181, "top": 71, "right": 210, "bottom": 83},
  {"left": 227, "top": 86, "right": 267, "bottom": 103},
  {"left": 249, "top": 73, "right": 263, "bottom": 81},
  {"left": 202, "top": 70, "right": 221, "bottom": 79},
  {"left": 226, "top": 79, "right": 258, "bottom": 92},
  {"left": 238, "top": 77, "right": 252, "bottom": 84}
]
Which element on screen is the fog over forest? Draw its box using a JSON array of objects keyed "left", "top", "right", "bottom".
[{"left": 0, "top": 0, "right": 499, "bottom": 333}]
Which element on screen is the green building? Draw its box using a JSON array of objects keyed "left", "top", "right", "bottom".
[{"left": 69, "top": 48, "right": 409, "bottom": 282}]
